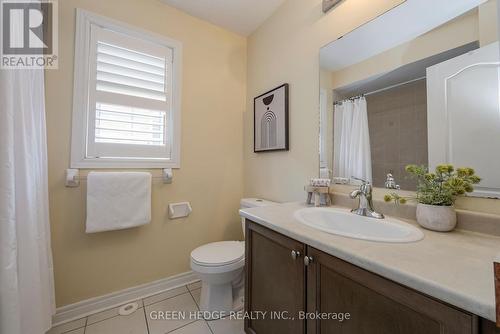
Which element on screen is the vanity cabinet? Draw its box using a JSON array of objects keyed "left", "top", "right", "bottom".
[
  {"left": 306, "top": 246, "right": 474, "bottom": 334},
  {"left": 245, "top": 220, "right": 497, "bottom": 334},
  {"left": 245, "top": 222, "right": 306, "bottom": 334}
]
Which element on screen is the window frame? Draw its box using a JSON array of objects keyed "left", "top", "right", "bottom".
[{"left": 70, "top": 9, "right": 182, "bottom": 168}]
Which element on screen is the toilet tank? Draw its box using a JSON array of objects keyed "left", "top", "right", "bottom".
[
  {"left": 240, "top": 198, "right": 278, "bottom": 237},
  {"left": 240, "top": 198, "right": 278, "bottom": 209}
]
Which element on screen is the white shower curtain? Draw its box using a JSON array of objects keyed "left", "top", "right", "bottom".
[
  {"left": 0, "top": 68, "right": 55, "bottom": 333},
  {"left": 333, "top": 97, "right": 372, "bottom": 183}
]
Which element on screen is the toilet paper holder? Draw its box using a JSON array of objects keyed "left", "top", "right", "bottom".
[{"left": 168, "top": 202, "right": 192, "bottom": 219}]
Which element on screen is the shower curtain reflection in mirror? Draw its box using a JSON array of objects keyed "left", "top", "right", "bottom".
[{"left": 333, "top": 96, "right": 372, "bottom": 183}]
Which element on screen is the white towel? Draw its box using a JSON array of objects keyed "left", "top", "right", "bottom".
[{"left": 86, "top": 172, "right": 151, "bottom": 233}]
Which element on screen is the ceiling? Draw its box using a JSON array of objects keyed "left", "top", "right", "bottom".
[
  {"left": 320, "top": 0, "right": 488, "bottom": 71},
  {"left": 334, "top": 42, "right": 479, "bottom": 98},
  {"left": 160, "top": 0, "right": 287, "bottom": 36}
]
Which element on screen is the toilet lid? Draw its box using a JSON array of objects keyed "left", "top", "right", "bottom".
[{"left": 191, "top": 241, "right": 244, "bottom": 267}]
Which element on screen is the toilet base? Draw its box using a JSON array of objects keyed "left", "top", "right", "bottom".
[
  {"left": 199, "top": 283, "right": 244, "bottom": 319},
  {"left": 199, "top": 281, "right": 232, "bottom": 313},
  {"left": 198, "top": 270, "right": 244, "bottom": 317},
  {"left": 232, "top": 290, "right": 244, "bottom": 311}
]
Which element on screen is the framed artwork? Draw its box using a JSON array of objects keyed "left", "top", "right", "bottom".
[{"left": 254, "top": 83, "right": 289, "bottom": 152}]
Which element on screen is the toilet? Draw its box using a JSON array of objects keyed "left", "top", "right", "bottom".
[{"left": 190, "top": 198, "right": 278, "bottom": 313}]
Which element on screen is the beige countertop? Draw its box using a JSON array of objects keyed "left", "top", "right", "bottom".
[{"left": 239, "top": 202, "right": 500, "bottom": 322}]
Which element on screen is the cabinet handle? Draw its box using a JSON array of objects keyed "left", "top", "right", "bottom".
[
  {"left": 304, "top": 256, "right": 313, "bottom": 266},
  {"left": 291, "top": 250, "right": 301, "bottom": 260}
]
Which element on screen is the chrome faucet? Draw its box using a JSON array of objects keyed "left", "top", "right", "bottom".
[
  {"left": 349, "top": 177, "right": 384, "bottom": 219},
  {"left": 384, "top": 173, "right": 400, "bottom": 190}
]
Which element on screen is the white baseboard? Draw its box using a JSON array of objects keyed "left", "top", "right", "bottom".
[{"left": 52, "top": 271, "right": 199, "bottom": 326}]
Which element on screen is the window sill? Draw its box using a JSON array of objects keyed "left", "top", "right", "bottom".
[{"left": 70, "top": 158, "right": 180, "bottom": 169}]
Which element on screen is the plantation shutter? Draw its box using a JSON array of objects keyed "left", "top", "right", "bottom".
[{"left": 86, "top": 25, "right": 173, "bottom": 159}]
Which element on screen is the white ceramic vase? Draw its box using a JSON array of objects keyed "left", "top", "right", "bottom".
[{"left": 416, "top": 203, "right": 457, "bottom": 232}]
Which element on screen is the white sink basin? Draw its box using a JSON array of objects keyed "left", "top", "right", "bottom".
[{"left": 294, "top": 207, "right": 424, "bottom": 243}]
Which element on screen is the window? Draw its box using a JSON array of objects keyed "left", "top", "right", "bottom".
[{"left": 71, "top": 9, "right": 182, "bottom": 168}]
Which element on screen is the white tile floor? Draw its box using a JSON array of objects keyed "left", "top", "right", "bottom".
[{"left": 47, "top": 281, "right": 245, "bottom": 334}]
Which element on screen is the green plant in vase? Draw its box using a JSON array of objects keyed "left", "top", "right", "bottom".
[{"left": 384, "top": 164, "right": 481, "bottom": 232}]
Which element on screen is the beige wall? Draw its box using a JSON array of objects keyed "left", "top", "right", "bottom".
[
  {"left": 319, "top": 69, "right": 334, "bottom": 173},
  {"left": 45, "top": 0, "right": 246, "bottom": 307},
  {"left": 479, "top": 0, "right": 499, "bottom": 46},
  {"left": 244, "top": 0, "right": 404, "bottom": 202}
]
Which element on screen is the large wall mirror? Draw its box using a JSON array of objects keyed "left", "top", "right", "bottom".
[{"left": 319, "top": 0, "right": 500, "bottom": 198}]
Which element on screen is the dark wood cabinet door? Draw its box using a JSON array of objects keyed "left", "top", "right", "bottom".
[
  {"left": 306, "top": 246, "right": 477, "bottom": 334},
  {"left": 245, "top": 220, "right": 306, "bottom": 334},
  {"left": 480, "top": 318, "right": 500, "bottom": 334},
  {"left": 495, "top": 262, "right": 499, "bottom": 328}
]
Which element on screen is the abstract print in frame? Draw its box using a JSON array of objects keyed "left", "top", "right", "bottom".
[{"left": 254, "top": 84, "right": 289, "bottom": 152}]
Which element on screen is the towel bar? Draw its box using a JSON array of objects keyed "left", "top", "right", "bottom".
[{"left": 65, "top": 168, "right": 173, "bottom": 187}]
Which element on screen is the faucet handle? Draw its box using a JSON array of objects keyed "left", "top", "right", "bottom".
[{"left": 351, "top": 176, "right": 370, "bottom": 185}]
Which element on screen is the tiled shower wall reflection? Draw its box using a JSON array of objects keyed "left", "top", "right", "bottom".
[{"left": 366, "top": 79, "right": 428, "bottom": 190}]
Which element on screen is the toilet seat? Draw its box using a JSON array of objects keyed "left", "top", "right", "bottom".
[{"left": 190, "top": 241, "right": 245, "bottom": 274}]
